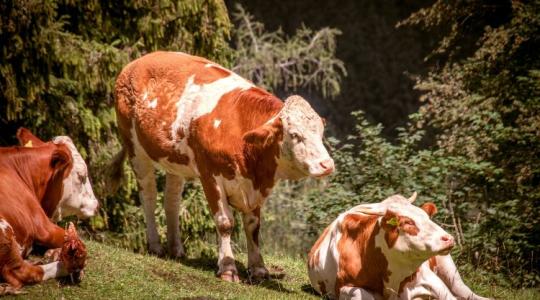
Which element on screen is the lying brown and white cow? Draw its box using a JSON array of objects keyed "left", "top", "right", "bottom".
[
  {"left": 308, "top": 193, "right": 491, "bottom": 300},
  {"left": 111, "top": 51, "right": 334, "bottom": 281},
  {"left": 0, "top": 129, "right": 98, "bottom": 294}
]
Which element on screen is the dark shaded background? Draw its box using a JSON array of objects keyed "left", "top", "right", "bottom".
[{"left": 227, "top": 0, "right": 437, "bottom": 138}]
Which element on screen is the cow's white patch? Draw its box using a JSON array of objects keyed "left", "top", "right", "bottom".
[
  {"left": 171, "top": 73, "right": 253, "bottom": 142},
  {"left": 40, "top": 261, "right": 67, "bottom": 281},
  {"left": 148, "top": 98, "right": 158, "bottom": 109},
  {"left": 0, "top": 219, "right": 10, "bottom": 233},
  {"left": 213, "top": 119, "right": 221, "bottom": 128},
  {"left": 52, "top": 136, "right": 99, "bottom": 220}
]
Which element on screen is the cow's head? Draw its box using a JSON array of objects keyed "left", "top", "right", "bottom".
[
  {"left": 379, "top": 193, "right": 454, "bottom": 261},
  {"left": 357, "top": 193, "right": 454, "bottom": 262},
  {"left": 17, "top": 128, "right": 99, "bottom": 219},
  {"left": 264, "top": 95, "right": 334, "bottom": 179}
]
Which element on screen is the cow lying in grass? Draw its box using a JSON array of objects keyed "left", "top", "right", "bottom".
[
  {"left": 308, "top": 193, "right": 490, "bottom": 300},
  {"left": 111, "top": 51, "right": 334, "bottom": 281},
  {"left": 0, "top": 128, "right": 98, "bottom": 294}
]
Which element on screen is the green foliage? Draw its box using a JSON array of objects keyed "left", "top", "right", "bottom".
[
  {"left": 231, "top": 4, "right": 346, "bottom": 98},
  {"left": 295, "top": 0, "right": 539, "bottom": 288},
  {"left": 0, "top": 0, "right": 232, "bottom": 251},
  {"left": 402, "top": 0, "right": 540, "bottom": 287}
]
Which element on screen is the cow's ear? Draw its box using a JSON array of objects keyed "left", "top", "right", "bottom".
[
  {"left": 421, "top": 202, "right": 438, "bottom": 218},
  {"left": 381, "top": 210, "right": 399, "bottom": 231},
  {"left": 243, "top": 119, "right": 282, "bottom": 148},
  {"left": 17, "top": 127, "right": 46, "bottom": 147},
  {"left": 50, "top": 144, "right": 73, "bottom": 174}
]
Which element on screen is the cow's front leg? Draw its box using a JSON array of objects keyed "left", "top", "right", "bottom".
[
  {"left": 242, "top": 207, "right": 269, "bottom": 281},
  {"left": 201, "top": 177, "right": 239, "bottom": 282}
]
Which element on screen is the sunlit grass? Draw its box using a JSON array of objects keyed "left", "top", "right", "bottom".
[{"left": 7, "top": 241, "right": 538, "bottom": 299}]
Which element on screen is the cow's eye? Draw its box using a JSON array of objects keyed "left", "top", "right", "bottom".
[
  {"left": 290, "top": 133, "right": 303, "bottom": 141},
  {"left": 402, "top": 220, "right": 414, "bottom": 226}
]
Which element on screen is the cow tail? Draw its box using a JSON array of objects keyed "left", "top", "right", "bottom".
[{"left": 106, "top": 146, "right": 127, "bottom": 195}]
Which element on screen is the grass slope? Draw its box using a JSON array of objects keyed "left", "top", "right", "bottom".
[{"left": 6, "top": 241, "right": 539, "bottom": 299}]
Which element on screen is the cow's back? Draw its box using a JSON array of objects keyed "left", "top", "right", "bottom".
[{"left": 114, "top": 51, "right": 254, "bottom": 176}]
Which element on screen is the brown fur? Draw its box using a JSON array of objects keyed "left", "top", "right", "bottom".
[
  {"left": 0, "top": 140, "right": 75, "bottom": 291},
  {"left": 421, "top": 202, "right": 438, "bottom": 217},
  {"left": 335, "top": 214, "right": 390, "bottom": 296}
]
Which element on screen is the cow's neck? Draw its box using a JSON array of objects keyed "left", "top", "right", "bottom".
[
  {"left": 11, "top": 146, "right": 63, "bottom": 218},
  {"left": 374, "top": 230, "right": 424, "bottom": 298}
]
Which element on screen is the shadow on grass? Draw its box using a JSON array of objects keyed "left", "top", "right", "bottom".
[{"left": 175, "top": 255, "right": 295, "bottom": 294}]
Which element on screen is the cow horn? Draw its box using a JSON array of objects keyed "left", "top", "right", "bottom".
[
  {"left": 408, "top": 192, "right": 418, "bottom": 203},
  {"left": 350, "top": 203, "right": 385, "bottom": 216}
]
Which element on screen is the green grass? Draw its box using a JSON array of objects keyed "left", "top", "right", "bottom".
[{"left": 7, "top": 241, "right": 539, "bottom": 299}]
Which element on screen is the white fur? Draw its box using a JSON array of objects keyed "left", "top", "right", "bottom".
[
  {"left": 52, "top": 136, "right": 98, "bottom": 220},
  {"left": 213, "top": 119, "right": 221, "bottom": 128},
  {"left": 0, "top": 219, "right": 10, "bottom": 233},
  {"left": 308, "top": 195, "right": 459, "bottom": 299},
  {"left": 277, "top": 96, "right": 334, "bottom": 179},
  {"left": 39, "top": 261, "right": 68, "bottom": 281},
  {"left": 148, "top": 98, "right": 158, "bottom": 109},
  {"left": 171, "top": 73, "right": 253, "bottom": 143}
]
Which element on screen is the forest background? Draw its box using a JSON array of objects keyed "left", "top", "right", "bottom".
[{"left": 0, "top": 0, "right": 538, "bottom": 289}]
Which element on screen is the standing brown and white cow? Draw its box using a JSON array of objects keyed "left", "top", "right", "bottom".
[
  {"left": 308, "top": 193, "right": 491, "bottom": 300},
  {"left": 111, "top": 51, "right": 334, "bottom": 281}
]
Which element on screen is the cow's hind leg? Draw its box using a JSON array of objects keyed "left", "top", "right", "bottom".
[
  {"left": 131, "top": 156, "right": 163, "bottom": 256},
  {"left": 201, "top": 178, "right": 239, "bottom": 282},
  {"left": 242, "top": 207, "right": 269, "bottom": 281},
  {"left": 164, "top": 173, "right": 185, "bottom": 258}
]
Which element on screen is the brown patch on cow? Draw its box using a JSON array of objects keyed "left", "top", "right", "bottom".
[
  {"left": 16, "top": 128, "right": 46, "bottom": 147},
  {"left": 381, "top": 210, "right": 400, "bottom": 248},
  {"left": 398, "top": 268, "right": 418, "bottom": 294},
  {"left": 335, "top": 214, "right": 389, "bottom": 296},
  {"left": 428, "top": 256, "right": 437, "bottom": 271},
  {"left": 114, "top": 51, "right": 217, "bottom": 164},
  {"left": 308, "top": 225, "right": 331, "bottom": 269},
  {"left": 0, "top": 220, "right": 45, "bottom": 288},
  {"left": 399, "top": 216, "right": 420, "bottom": 236},
  {"left": 421, "top": 202, "right": 438, "bottom": 218},
  {"left": 187, "top": 87, "right": 283, "bottom": 211},
  {"left": 41, "top": 144, "right": 74, "bottom": 217},
  {"left": 318, "top": 281, "right": 327, "bottom": 295},
  {"left": 381, "top": 212, "right": 420, "bottom": 248},
  {"left": 193, "top": 64, "right": 230, "bottom": 85}
]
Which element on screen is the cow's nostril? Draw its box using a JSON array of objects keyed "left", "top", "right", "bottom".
[
  {"left": 319, "top": 159, "right": 334, "bottom": 171},
  {"left": 441, "top": 235, "right": 453, "bottom": 242}
]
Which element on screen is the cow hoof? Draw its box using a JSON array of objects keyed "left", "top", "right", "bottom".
[
  {"left": 248, "top": 266, "right": 270, "bottom": 282},
  {"left": 219, "top": 270, "right": 240, "bottom": 282}
]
